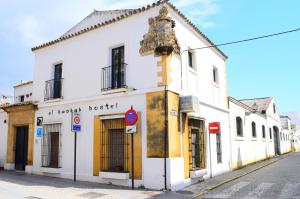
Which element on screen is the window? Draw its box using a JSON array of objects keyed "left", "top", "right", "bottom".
[
  {"left": 101, "top": 46, "right": 127, "bottom": 91},
  {"left": 42, "top": 124, "right": 61, "bottom": 168},
  {"left": 262, "top": 125, "right": 266, "bottom": 139},
  {"left": 252, "top": 122, "right": 257, "bottom": 138},
  {"left": 45, "top": 63, "right": 63, "bottom": 100},
  {"left": 216, "top": 132, "right": 222, "bottom": 163},
  {"left": 53, "top": 63, "right": 62, "bottom": 99},
  {"left": 100, "top": 118, "right": 129, "bottom": 173},
  {"left": 191, "top": 129, "right": 200, "bottom": 168},
  {"left": 189, "top": 119, "right": 206, "bottom": 170},
  {"left": 213, "top": 67, "right": 219, "bottom": 84},
  {"left": 20, "top": 95, "right": 25, "bottom": 102},
  {"left": 236, "top": 117, "right": 243, "bottom": 136},
  {"left": 269, "top": 128, "right": 272, "bottom": 139},
  {"left": 188, "top": 50, "right": 193, "bottom": 68},
  {"left": 273, "top": 103, "right": 276, "bottom": 114}
]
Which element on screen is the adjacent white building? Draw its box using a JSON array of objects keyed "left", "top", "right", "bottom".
[{"left": 229, "top": 97, "right": 292, "bottom": 169}]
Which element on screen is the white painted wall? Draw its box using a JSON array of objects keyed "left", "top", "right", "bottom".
[
  {"left": 0, "top": 110, "right": 8, "bottom": 167},
  {"left": 32, "top": 7, "right": 162, "bottom": 104},
  {"left": 169, "top": 8, "right": 228, "bottom": 111},
  {"left": 229, "top": 101, "right": 275, "bottom": 168},
  {"left": 14, "top": 82, "right": 33, "bottom": 103}
]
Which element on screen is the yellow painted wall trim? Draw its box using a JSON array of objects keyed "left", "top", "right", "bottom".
[
  {"left": 157, "top": 55, "right": 172, "bottom": 86},
  {"left": 5, "top": 105, "right": 36, "bottom": 165}
]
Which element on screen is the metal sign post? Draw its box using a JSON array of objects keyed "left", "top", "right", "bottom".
[
  {"left": 125, "top": 106, "right": 138, "bottom": 190},
  {"left": 71, "top": 113, "right": 81, "bottom": 182},
  {"left": 208, "top": 122, "right": 221, "bottom": 178}
]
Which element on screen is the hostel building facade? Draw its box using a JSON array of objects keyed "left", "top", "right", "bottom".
[
  {"left": 29, "top": 1, "right": 230, "bottom": 190},
  {"left": 0, "top": 0, "right": 294, "bottom": 191}
]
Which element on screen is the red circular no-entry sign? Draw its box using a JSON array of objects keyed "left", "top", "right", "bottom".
[
  {"left": 125, "top": 109, "right": 138, "bottom": 126},
  {"left": 209, "top": 122, "right": 220, "bottom": 134},
  {"left": 74, "top": 116, "right": 80, "bottom": 124}
]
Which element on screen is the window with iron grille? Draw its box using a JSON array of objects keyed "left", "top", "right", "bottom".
[
  {"left": 189, "top": 119, "right": 206, "bottom": 170},
  {"left": 41, "top": 123, "right": 62, "bottom": 168},
  {"left": 216, "top": 132, "right": 222, "bottom": 163},
  {"left": 191, "top": 129, "right": 200, "bottom": 168},
  {"left": 100, "top": 119, "right": 129, "bottom": 173}
]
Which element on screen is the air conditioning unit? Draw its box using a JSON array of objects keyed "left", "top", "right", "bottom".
[{"left": 180, "top": 95, "right": 199, "bottom": 113}]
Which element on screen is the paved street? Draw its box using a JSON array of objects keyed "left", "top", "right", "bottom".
[
  {"left": 198, "top": 152, "right": 300, "bottom": 199},
  {"left": 0, "top": 153, "right": 299, "bottom": 199}
]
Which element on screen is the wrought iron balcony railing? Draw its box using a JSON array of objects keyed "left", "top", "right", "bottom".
[
  {"left": 44, "top": 78, "right": 63, "bottom": 101},
  {"left": 101, "top": 63, "right": 127, "bottom": 91}
]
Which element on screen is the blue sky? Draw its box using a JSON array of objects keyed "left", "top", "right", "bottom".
[{"left": 0, "top": 0, "right": 299, "bottom": 113}]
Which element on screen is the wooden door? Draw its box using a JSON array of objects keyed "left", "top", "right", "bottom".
[
  {"left": 15, "top": 126, "right": 29, "bottom": 171},
  {"left": 50, "top": 132, "right": 59, "bottom": 168}
]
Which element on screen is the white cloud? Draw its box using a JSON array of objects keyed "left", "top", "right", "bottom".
[{"left": 173, "top": 0, "right": 221, "bottom": 28}]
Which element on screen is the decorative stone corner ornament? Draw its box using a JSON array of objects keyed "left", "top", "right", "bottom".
[{"left": 140, "top": 6, "right": 180, "bottom": 56}]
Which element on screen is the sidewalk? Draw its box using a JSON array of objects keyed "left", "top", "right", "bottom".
[
  {"left": 153, "top": 152, "right": 294, "bottom": 199},
  {"left": 0, "top": 171, "right": 162, "bottom": 199}
]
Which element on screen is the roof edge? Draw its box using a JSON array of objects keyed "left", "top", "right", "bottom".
[{"left": 31, "top": 0, "right": 227, "bottom": 59}]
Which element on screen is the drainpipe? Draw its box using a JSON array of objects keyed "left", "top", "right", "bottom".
[{"left": 164, "top": 85, "right": 168, "bottom": 190}]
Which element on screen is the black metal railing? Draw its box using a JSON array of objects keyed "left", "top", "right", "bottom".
[
  {"left": 44, "top": 78, "right": 63, "bottom": 101},
  {"left": 101, "top": 63, "right": 127, "bottom": 91}
]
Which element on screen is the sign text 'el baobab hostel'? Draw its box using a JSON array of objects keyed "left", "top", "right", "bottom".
[{"left": 47, "top": 102, "right": 119, "bottom": 115}]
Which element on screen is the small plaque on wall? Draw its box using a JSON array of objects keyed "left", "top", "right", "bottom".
[
  {"left": 36, "top": 128, "right": 42, "bottom": 138},
  {"left": 37, "top": 117, "right": 43, "bottom": 126}
]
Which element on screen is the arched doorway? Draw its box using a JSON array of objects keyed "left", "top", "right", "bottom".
[{"left": 273, "top": 126, "right": 280, "bottom": 155}]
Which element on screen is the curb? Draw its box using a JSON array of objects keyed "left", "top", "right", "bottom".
[{"left": 191, "top": 152, "right": 294, "bottom": 198}]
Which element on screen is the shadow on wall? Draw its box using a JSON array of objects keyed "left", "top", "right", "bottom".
[{"left": 237, "top": 147, "right": 242, "bottom": 168}]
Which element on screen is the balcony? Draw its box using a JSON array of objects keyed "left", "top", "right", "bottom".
[
  {"left": 44, "top": 78, "right": 63, "bottom": 101},
  {"left": 101, "top": 63, "right": 127, "bottom": 92}
]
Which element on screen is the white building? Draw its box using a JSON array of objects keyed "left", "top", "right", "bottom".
[
  {"left": 229, "top": 97, "right": 292, "bottom": 169},
  {"left": 291, "top": 124, "right": 300, "bottom": 151},
  {"left": 0, "top": 0, "right": 295, "bottom": 191},
  {"left": 0, "top": 108, "right": 8, "bottom": 169},
  {"left": 28, "top": 1, "right": 230, "bottom": 190}
]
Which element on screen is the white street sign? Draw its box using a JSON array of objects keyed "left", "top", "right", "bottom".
[{"left": 126, "top": 125, "right": 136, "bottom": 134}]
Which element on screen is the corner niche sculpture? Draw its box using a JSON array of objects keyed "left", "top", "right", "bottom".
[{"left": 140, "top": 6, "right": 180, "bottom": 56}]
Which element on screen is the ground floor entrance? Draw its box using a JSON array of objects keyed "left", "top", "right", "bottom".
[
  {"left": 15, "top": 126, "right": 29, "bottom": 171},
  {"left": 273, "top": 126, "right": 280, "bottom": 155},
  {"left": 189, "top": 118, "right": 206, "bottom": 170}
]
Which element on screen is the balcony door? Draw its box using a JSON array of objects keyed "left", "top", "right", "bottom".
[
  {"left": 53, "top": 64, "right": 62, "bottom": 98},
  {"left": 111, "top": 46, "right": 124, "bottom": 89}
]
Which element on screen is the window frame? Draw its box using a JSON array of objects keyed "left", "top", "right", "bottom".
[
  {"left": 236, "top": 116, "right": 243, "bottom": 137},
  {"left": 251, "top": 122, "right": 257, "bottom": 138},
  {"left": 216, "top": 132, "right": 222, "bottom": 163},
  {"left": 213, "top": 66, "right": 219, "bottom": 84},
  {"left": 262, "top": 125, "right": 266, "bottom": 139}
]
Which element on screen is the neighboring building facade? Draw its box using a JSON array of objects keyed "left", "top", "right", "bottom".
[
  {"left": 1, "top": 81, "right": 37, "bottom": 173},
  {"left": 229, "top": 97, "right": 292, "bottom": 169},
  {"left": 0, "top": 108, "right": 8, "bottom": 169},
  {"left": 291, "top": 124, "right": 300, "bottom": 151}
]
